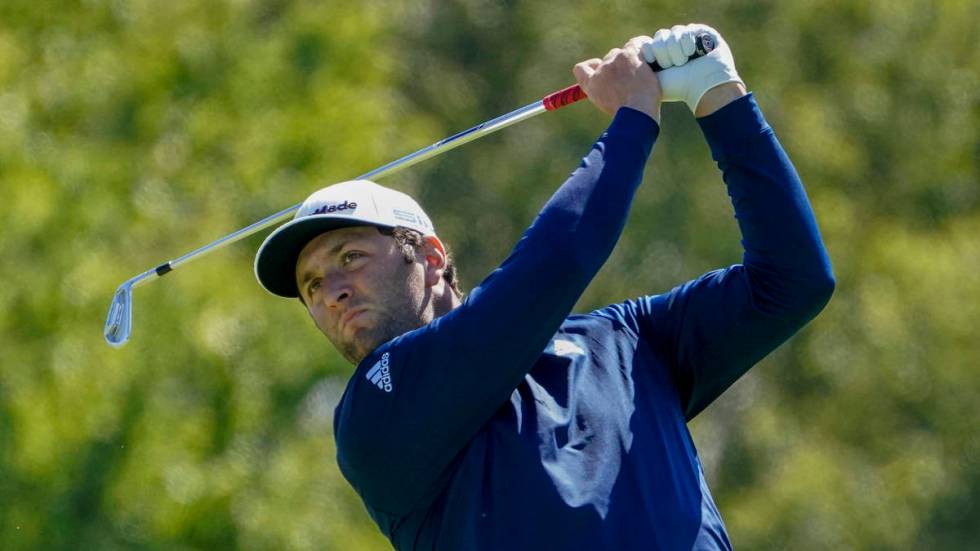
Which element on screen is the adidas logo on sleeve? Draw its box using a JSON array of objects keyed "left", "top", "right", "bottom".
[{"left": 366, "top": 352, "right": 393, "bottom": 392}]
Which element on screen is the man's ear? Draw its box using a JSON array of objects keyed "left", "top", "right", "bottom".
[{"left": 421, "top": 235, "right": 447, "bottom": 287}]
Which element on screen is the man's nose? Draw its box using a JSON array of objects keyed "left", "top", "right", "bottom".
[{"left": 325, "top": 277, "right": 352, "bottom": 309}]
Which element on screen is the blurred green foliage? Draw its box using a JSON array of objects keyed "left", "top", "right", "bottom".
[{"left": 0, "top": 0, "right": 977, "bottom": 549}]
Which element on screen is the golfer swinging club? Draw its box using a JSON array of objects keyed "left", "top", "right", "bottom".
[{"left": 254, "top": 24, "right": 834, "bottom": 550}]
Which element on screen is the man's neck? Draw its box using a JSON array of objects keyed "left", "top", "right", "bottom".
[{"left": 432, "top": 286, "right": 463, "bottom": 318}]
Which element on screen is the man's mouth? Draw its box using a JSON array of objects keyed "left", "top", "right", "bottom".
[{"left": 340, "top": 308, "right": 368, "bottom": 330}]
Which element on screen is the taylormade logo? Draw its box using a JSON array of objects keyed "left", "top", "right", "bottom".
[
  {"left": 311, "top": 201, "right": 357, "bottom": 215},
  {"left": 366, "top": 352, "right": 392, "bottom": 393}
]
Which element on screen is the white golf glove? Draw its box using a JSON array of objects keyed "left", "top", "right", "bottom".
[{"left": 642, "top": 24, "right": 743, "bottom": 113}]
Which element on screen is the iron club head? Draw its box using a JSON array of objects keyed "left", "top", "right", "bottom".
[{"left": 104, "top": 282, "right": 133, "bottom": 348}]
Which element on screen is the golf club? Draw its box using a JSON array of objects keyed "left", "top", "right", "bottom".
[{"left": 104, "top": 34, "right": 714, "bottom": 348}]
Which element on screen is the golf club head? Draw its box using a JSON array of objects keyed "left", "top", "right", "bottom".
[{"left": 104, "top": 283, "right": 133, "bottom": 348}]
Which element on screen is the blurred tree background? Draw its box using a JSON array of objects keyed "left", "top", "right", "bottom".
[{"left": 0, "top": 0, "right": 977, "bottom": 549}]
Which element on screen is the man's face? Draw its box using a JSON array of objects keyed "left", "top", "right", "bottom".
[{"left": 295, "top": 226, "right": 429, "bottom": 365}]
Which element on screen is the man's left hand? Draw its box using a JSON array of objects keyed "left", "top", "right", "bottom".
[
  {"left": 642, "top": 23, "right": 744, "bottom": 115},
  {"left": 574, "top": 36, "right": 663, "bottom": 123}
]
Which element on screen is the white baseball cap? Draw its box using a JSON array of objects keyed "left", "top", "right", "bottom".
[{"left": 254, "top": 180, "right": 436, "bottom": 298}]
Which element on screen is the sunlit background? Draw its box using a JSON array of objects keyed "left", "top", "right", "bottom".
[{"left": 1, "top": 0, "right": 977, "bottom": 549}]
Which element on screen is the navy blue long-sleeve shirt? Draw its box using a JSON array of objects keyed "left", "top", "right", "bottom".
[{"left": 333, "top": 94, "right": 835, "bottom": 550}]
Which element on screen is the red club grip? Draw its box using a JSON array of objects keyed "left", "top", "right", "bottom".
[{"left": 542, "top": 84, "right": 587, "bottom": 111}]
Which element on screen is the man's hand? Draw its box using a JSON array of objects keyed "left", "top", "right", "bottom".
[
  {"left": 574, "top": 36, "right": 662, "bottom": 123},
  {"left": 641, "top": 23, "right": 745, "bottom": 116}
]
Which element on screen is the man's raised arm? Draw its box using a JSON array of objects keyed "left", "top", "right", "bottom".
[{"left": 634, "top": 25, "right": 835, "bottom": 420}]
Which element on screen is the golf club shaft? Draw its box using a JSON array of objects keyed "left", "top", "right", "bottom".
[
  {"left": 151, "top": 99, "right": 557, "bottom": 282},
  {"left": 103, "top": 93, "right": 575, "bottom": 348},
  {"left": 106, "top": 33, "right": 715, "bottom": 347},
  {"left": 121, "top": 33, "right": 719, "bottom": 285}
]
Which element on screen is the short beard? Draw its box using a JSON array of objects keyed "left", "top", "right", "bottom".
[
  {"left": 333, "top": 259, "right": 428, "bottom": 366},
  {"left": 336, "top": 308, "right": 422, "bottom": 365}
]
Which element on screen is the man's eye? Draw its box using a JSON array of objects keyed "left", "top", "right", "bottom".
[
  {"left": 342, "top": 251, "right": 363, "bottom": 265},
  {"left": 309, "top": 279, "right": 321, "bottom": 294}
]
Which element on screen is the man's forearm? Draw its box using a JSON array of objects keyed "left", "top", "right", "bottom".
[{"left": 699, "top": 94, "right": 835, "bottom": 314}]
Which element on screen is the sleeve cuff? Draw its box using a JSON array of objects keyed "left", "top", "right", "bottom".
[
  {"left": 696, "top": 93, "right": 771, "bottom": 162},
  {"left": 603, "top": 106, "right": 660, "bottom": 156}
]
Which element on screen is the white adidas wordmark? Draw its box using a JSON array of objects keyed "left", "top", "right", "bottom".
[{"left": 366, "top": 352, "right": 393, "bottom": 392}]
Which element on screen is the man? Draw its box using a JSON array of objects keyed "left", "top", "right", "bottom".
[{"left": 254, "top": 24, "right": 834, "bottom": 551}]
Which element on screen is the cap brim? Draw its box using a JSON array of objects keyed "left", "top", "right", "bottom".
[{"left": 254, "top": 215, "right": 392, "bottom": 298}]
